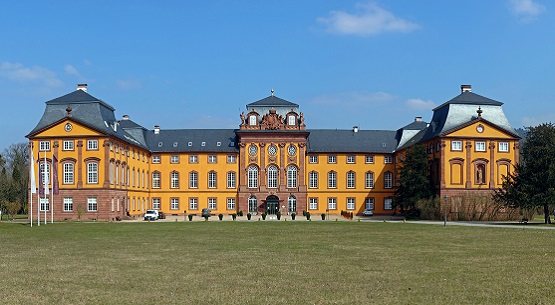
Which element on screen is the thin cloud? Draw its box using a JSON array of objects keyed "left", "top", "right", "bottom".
[
  {"left": 64, "top": 64, "right": 86, "bottom": 81},
  {"left": 0, "top": 61, "right": 63, "bottom": 87},
  {"left": 116, "top": 79, "right": 142, "bottom": 90},
  {"left": 310, "top": 91, "right": 396, "bottom": 108},
  {"left": 406, "top": 98, "right": 435, "bottom": 110},
  {"left": 509, "top": 0, "right": 545, "bottom": 23},
  {"left": 521, "top": 113, "right": 555, "bottom": 127},
  {"left": 317, "top": 2, "right": 420, "bottom": 36}
]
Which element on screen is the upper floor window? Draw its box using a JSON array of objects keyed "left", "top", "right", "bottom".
[
  {"left": 346, "top": 171, "right": 355, "bottom": 188},
  {"left": 287, "top": 166, "right": 298, "bottom": 188},
  {"left": 499, "top": 142, "right": 509, "bottom": 152},
  {"left": 365, "top": 155, "right": 374, "bottom": 164},
  {"left": 384, "top": 171, "right": 393, "bottom": 188},
  {"left": 309, "top": 171, "right": 318, "bottom": 189},
  {"left": 248, "top": 166, "right": 258, "bottom": 188},
  {"left": 347, "top": 155, "right": 355, "bottom": 164},
  {"left": 208, "top": 171, "right": 217, "bottom": 188},
  {"left": 451, "top": 140, "right": 463, "bottom": 151},
  {"left": 328, "top": 155, "right": 337, "bottom": 164},
  {"left": 328, "top": 171, "right": 337, "bottom": 188},
  {"left": 170, "top": 155, "right": 180, "bottom": 164},
  {"left": 384, "top": 156, "right": 393, "bottom": 164},
  {"left": 227, "top": 155, "right": 236, "bottom": 163},
  {"left": 475, "top": 141, "right": 486, "bottom": 152},
  {"left": 309, "top": 155, "right": 318, "bottom": 164},
  {"left": 63, "top": 163, "right": 74, "bottom": 184},
  {"left": 249, "top": 115, "right": 257, "bottom": 125},
  {"left": 87, "top": 140, "right": 98, "bottom": 150},
  {"left": 170, "top": 171, "right": 179, "bottom": 188},
  {"left": 63, "top": 140, "right": 74, "bottom": 151},
  {"left": 227, "top": 171, "right": 236, "bottom": 188},
  {"left": 152, "top": 172, "right": 161, "bottom": 188},
  {"left": 208, "top": 155, "right": 217, "bottom": 163},
  {"left": 39, "top": 163, "right": 50, "bottom": 185},
  {"left": 152, "top": 155, "right": 161, "bottom": 163},
  {"left": 87, "top": 163, "right": 98, "bottom": 184},
  {"left": 288, "top": 115, "right": 296, "bottom": 125},
  {"left": 39, "top": 141, "right": 50, "bottom": 151},
  {"left": 267, "top": 165, "right": 278, "bottom": 188},
  {"left": 365, "top": 171, "right": 374, "bottom": 188},
  {"left": 189, "top": 171, "right": 198, "bottom": 188},
  {"left": 189, "top": 155, "right": 198, "bottom": 163}
]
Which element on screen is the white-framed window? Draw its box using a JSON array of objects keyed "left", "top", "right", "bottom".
[
  {"left": 170, "top": 172, "right": 179, "bottom": 188},
  {"left": 248, "top": 166, "right": 258, "bottom": 188},
  {"left": 152, "top": 155, "right": 161, "bottom": 163},
  {"left": 152, "top": 198, "right": 161, "bottom": 210},
  {"left": 288, "top": 115, "right": 296, "bottom": 125},
  {"left": 287, "top": 166, "right": 298, "bottom": 188},
  {"left": 39, "top": 163, "right": 50, "bottom": 185},
  {"left": 288, "top": 196, "right": 297, "bottom": 212},
  {"left": 227, "top": 198, "right": 235, "bottom": 210},
  {"left": 309, "top": 198, "right": 318, "bottom": 210},
  {"left": 451, "top": 140, "right": 463, "bottom": 151},
  {"left": 208, "top": 198, "right": 217, "bottom": 210},
  {"left": 365, "top": 155, "right": 374, "bottom": 164},
  {"left": 40, "top": 198, "right": 50, "bottom": 211},
  {"left": 63, "top": 163, "right": 74, "bottom": 184},
  {"left": 347, "top": 155, "right": 355, "bottom": 164},
  {"left": 208, "top": 171, "right": 217, "bottom": 188},
  {"left": 309, "top": 155, "right": 318, "bottom": 163},
  {"left": 347, "top": 198, "right": 355, "bottom": 210},
  {"left": 189, "top": 155, "right": 198, "bottom": 163},
  {"left": 227, "top": 155, "right": 236, "bottom": 163},
  {"left": 208, "top": 155, "right": 217, "bottom": 163},
  {"left": 365, "top": 171, "right": 374, "bottom": 188},
  {"left": 328, "top": 198, "right": 337, "bottom": 210},
  {"left": 170, "top": 155, "right": 180, "bottom": 164},
  {"left": 328, "top": 171, "right": 337, "bottom": 188},
  {"left": 63, "top": 197, "right": 73, "bottom": 212},
  {"left": 365, "top": 198, "right": 374, "bottom": 210},
  {"left": 475, "top": 141, "right": 486, "bottom": 152},
  {"left": 152, "top": 172, "right": 161, "bottom": 188},
  {"left": 347, "top": 171, "right": 355, "bottom": 188},
  {"left": 248, "top": 196, "right": 257, "bottom": 213},
  {"left": 170, "top": 198, "right": 179, "bottom": 210},
  {"left": 384, "top": 172, "right": 393, "bottom": 189},
  {"left": 309, "top": 171, "right": 318, "bottom": 189},
  {"left": 87, "top": 163, "right": 98, "bottom": 184},
  {"left": 189, "top": 171, "right": 198, "bottom": 188},
  {"left": 249, "top": 115, "right": 257, "bottom": 125},
  {"left": 384, "top": 156, "right": 393, "bottom": 164},
  {"left": 87, "top": 140, "right": 98, "bottom": 150},
  {"left": 39, "top": 141, "right": 50, "bottom": 151},
  {"left": 189, "top": 198, "right": 198, "bottom": 210},
  {"left": 328, "top": 155, "right": 337, "bottom": 164},
  {"left": 384, "top": 198, "right": 393, "bottom": 210},
  {"left": 267, "top": 165, "right": 278, "bottom": 188},
  {"left": 63, "top": 140, "right": 74, "bottom": 151},
  {"left": 227, "top": 171, "right": 236, "bottom": 188},
  {"left": 88, "top": 197, "right": 97, "bottom": 211},
  {"left": 499, "top": 142, "right": 509, "bottom": 152}
]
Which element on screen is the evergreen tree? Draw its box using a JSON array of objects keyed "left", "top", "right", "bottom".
[
  {"left": 494, "top": 123, "right": 555, "bottom": 224},
  {"left": 394, "top": 144, "right": 433, "bottom": 218}
]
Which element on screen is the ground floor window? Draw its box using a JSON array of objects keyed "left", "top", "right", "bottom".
[
  {"left": 189, "top": 198, "right": 198, "bottom": 210},
  {"left": 208, "top": 198, "right": 217, "bottom": 210},
  {"left": 63, "top": 197, "right": 73, "bottom": 212},
  {"left": 227, "top": 198, "right": 235, "bottom": 210},
  {"left": 170, "top": 198, "right": 179, "bottom": 210},
  {"left": 39, "top": 198, "right": 50, "bottom": 211},
  {"left": 347, "top": 198, "right": 355, "bottom": 210},
  {"left": 328, "top": 198, "right": 337, "bottom": 210},
  {"left": 309, "top": 198, "right": 318, "bottom": 210},
  {"left": 365, "top": 198, "right": 374, "bottom": 210},
  {"left": 384, "top": 198, "right": 393, "bottom": 210},
  {"left": 88, "top": 197, "right": 97, "bottom": 212},
  {"left": 248, "top": 196, "right": 257, "bottom": 213},
  {"left": 288, "top": 196, "right": 296, "bottom": 213},
  {"left": 152, "top": 198, "right": 161, "bottom": 210}
]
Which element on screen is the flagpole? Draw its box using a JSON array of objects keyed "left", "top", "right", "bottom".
[
  {"left": 30, "top": 145, "right": 35, "bottom": 227},
  {"left": 50, "top": 151, "right": 53, "bottom": 224},
  {"left": 38, "top": 151, "right": 41, "bottom": 227},
  {"left": 44, "top": 149, "right": 47, "bottom": 225}
]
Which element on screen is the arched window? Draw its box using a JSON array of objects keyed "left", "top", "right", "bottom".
[
  {"left": 384, "top": 171, "right": 393, "bottom": 188},
  {"left": 208, "top": 171, "right": 217, "bottom": 188},
  {"left": 365, "top": 171, "right": 374, "bottom": 188},
  {"left": 476, "top": 163, "right": 486, "bottom": 184},
  {"left": 248, "top": 166, "right": 258, "bottom": 188},
  {"left": 87, "top": 162, "right": 98, "bottom": 184},
  {"left": 249, "top": 115, "right": 257, "bottom": 126},
  {"left": 248, "top": 196, "right": 258, "bottom": 213},
  {"left": 309, "top": 171, "right": 318, "bottom": 189},
  {"left": 152, "top": 171, "right": 161, "bottom": 188},
  {"left": 288, "top": 195, "right": 297, "bottom": 213},
  {"left": 227, "top": 171, "right": 236, "bottom": 188},
  {"left": 328, "top": 171, "right": 337, "bottom": 188},
  {"left": 267, "top": 165, "right": 278, "bottom": 188},
  {"left": 63, "top": 163, "right": 74, "bottom": 184},
  {"left": 288, "top": 115, "right": 296, "bottom": 125},
  {"left": 189, "top": 171, "right": 198, "bottom": 188},
  {"left": 347, "top": 171, "right": 355, "bottom": 188},
  {"left": 170, "top": 171, "right": 179, "bottom": 188},
  {"left": 287, "top": 166, "right": 298, "bottom": 188}
]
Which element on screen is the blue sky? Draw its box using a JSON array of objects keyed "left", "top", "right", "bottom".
[{"left": 1, "top": 0, "right": 553, "bottom": 150}]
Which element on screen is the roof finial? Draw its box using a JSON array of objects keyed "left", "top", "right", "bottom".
[
  {"left": 477, "top": 106, "right": 482, "bottom": 117},
  {"left": 66, "top": 106, "right": 72, "bottom": 117},
  {"left": 271, "top": 88, "right": 274, "bottom": 96}
]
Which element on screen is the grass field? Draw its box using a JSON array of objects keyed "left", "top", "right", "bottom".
[{"left": 1, "top": 221, "right": 554, "bottom": 304}]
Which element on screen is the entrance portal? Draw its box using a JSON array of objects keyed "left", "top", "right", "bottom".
[{"left": 265, "top": 195, "right": 279, "bottom": 215}]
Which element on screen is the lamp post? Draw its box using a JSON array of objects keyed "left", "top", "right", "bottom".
[{"left": 443, "top": 195, "right": 448, "bottom": 226}]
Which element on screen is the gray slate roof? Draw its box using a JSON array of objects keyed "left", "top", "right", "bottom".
[
  {"left": 247, "top": 95, "right": 298, "bottom": 108},
  {"left": 307, "top": 129, "right": 397, "bottom": 154},
  {"left": 145, "top": 129, "right": 238, "bottom": 153}
]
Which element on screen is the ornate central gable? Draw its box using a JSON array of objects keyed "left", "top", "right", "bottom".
[{"left": 261, "top": 110, "right": 284, "bottom": 130}]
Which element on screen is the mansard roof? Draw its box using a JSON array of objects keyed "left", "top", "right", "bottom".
[
  {"left": 307, "top": 129, "right": 397, "bottom": 154},
  {"left": 247, "top": 95, "right": 298, "bottom": 108},
  {"left": 433, "top": 91, "right": 502, "bottom": 110},
  {"left": 145, "top": 129, "right": 238, "bottom": 153}
]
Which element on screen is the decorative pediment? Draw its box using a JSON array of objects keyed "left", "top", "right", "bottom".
[{"left": 261, "top": 109, "right": 284, "bottom": 130}]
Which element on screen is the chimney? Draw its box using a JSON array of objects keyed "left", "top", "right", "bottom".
[
  {"left": 353, "top": 126, "right": 359, "bottom": 133},
  {"left": 122, "top": 115, "right": 130, "bottom": 120},
  {"left": 461, "top": 84, "right": 471, "bottom": 93},
  {"left": 415, "top": 116, "right": 422, "bottom": 122},
  {"left": 77, "top": 84, "right": 88, "bottom": 92},
  {"left": 154, "top": 125, "right": 160, "bottom": 134}
]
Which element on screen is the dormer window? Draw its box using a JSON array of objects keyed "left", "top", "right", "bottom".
[
  {"left": 249, "top": 115, "right": 257, "bottom": 125},
  {"left": 288, "top": 115, "right": 296, "bottom": 126}
]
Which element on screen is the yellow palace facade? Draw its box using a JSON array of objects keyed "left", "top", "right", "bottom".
[{"left": 27, "top": 84, "right": 520, "bottom": 221}]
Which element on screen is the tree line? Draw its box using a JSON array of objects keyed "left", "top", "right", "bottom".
[{"left": 0, "top": 143, "right": 28, "bottom": 220}]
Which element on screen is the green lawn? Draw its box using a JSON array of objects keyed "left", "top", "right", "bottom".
[{"left": 1, "top": 221, "right": 554, "bottom": 304}]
